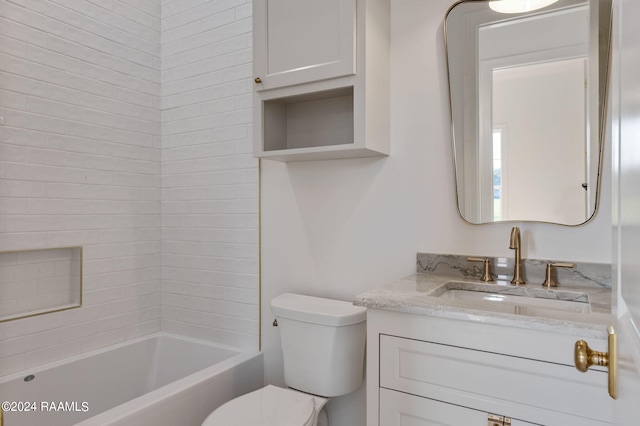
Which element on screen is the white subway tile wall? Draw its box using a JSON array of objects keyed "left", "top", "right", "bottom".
[
  {"left": 0, "top": 0, "right": 162, "bottom": 375},
  {"left": 161, "top": 0, "right": 258, "bottom": 350},
  {"left": 0, "top": 0, "right": 257, "bottom": 375}
]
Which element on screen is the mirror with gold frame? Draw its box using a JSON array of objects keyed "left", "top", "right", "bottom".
[{"left": 445, "top": 0, "right": 612, "bottom": 225}]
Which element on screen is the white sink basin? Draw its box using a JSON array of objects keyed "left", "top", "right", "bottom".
[{"left": 435, "top": 281, "right": 591, "bottom": 315}]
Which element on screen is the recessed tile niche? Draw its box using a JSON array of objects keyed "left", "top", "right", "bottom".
[{"left": 0, "top": 247, "right": 82, "bottom": 323}]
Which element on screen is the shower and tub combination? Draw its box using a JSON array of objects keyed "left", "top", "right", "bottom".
[
  {"left": 0, "top": 0, "right": 262, "bottom": 424},
  {"left": 0, "top": 333, "right": 262, "bottom": 426}
]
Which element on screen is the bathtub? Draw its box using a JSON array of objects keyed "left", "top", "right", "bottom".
[{"left": 0, "top": 333, "right": 263, "bottom": 426}]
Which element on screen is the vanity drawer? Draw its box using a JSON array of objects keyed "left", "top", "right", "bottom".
[
  {"left": 379, "top": 334, "right": 612, "bottom": 424},
  {"left": 380, "top": 388, "right": 538, "bottom": 426}
]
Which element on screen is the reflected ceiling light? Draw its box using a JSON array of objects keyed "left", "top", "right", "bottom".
[{"left": 489, "top": 0, "right": 559, "bottom": 13}]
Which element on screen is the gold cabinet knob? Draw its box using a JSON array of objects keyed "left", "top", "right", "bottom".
[
  {"left": 254, "top": 77, "right": 262, "bottom": 84},
  {"left": 574, "top": 326, "right": 617, "bottom": 399}
]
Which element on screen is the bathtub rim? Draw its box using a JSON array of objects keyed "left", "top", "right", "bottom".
[{"left": 0, "top": 332, "right": 253, "bottom": 384}]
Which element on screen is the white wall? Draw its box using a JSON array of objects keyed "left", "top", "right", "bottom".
[
  {"left": 0, "top": 0, "right": 162, "bottom": 376},
  {"left": 160, "top": 0, "right": 258, "bottom": 350},
  {"left": 260, "top": 0, "right": 612, "bottom": 424}
]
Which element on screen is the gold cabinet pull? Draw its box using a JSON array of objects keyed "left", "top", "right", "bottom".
[
  {"left": 574, "top": 326, "right": 617, "bottom": 399},
  {"left": 254, "top": 77, "right": 262, "bottom": 84},
  {"left": 487, "top": 414, "right": 511, "bottom": 426}
]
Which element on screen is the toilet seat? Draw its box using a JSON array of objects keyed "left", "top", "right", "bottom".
[{"left": 202, "top": 385, "right": 323, "bottom": 426}]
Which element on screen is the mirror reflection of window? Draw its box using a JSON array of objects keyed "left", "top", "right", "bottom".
[{"left": 492, "top": 127, "right": 505, "bottom": 221}]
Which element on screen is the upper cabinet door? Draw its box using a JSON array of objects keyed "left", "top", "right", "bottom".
[{"left": 253, "top": 0, "right": 356, "bottom": 91}]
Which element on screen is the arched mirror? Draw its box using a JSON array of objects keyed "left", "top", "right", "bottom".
[{"left": 445, "top": 0, "right": 612, "bottom": 225}]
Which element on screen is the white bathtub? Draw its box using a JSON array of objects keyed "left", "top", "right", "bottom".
[{"left": 0, "top": 333, "right": 263, "bottom": 426}]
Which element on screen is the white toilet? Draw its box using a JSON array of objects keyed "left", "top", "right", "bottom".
[{"left": 202, "top": 293, "right": 367, "bottom": 426}]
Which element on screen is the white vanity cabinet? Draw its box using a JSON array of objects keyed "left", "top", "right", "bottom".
[
  {"left": 367, "top": 308, "right": 613, "bottom": 426},
  {"left": 252, "top": 0, "right": 390, "bottom": 161}
]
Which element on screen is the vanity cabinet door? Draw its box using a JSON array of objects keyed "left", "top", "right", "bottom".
[
  {"left": 379, "top": 334, "right": 612, "bottom": 425},
  {"left": 253, "top": 0, "right": 356, "bottom": 91},
  {"left": 379, "top": 389, "right": 537, "bottom": 426}
]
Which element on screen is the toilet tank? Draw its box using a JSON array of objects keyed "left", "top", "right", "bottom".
[{"left": 271, "top": 293, "right": 367, "bottom": 398}]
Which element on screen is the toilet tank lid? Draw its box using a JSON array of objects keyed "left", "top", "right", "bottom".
[{"left": 271, "top": 293, "right": 366, "bottom": 326}]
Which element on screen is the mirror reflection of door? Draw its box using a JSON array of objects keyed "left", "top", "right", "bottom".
[
  {"left": 476, "top": 4, "right": 589, "bottom": 223},
  {"left": 491, "top": 58, "right": 587, "bottom": 223}
]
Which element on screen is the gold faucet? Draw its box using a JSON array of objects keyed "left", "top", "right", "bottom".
[{"left": 509, "top": 226, "right": 525, "bottom": 285}]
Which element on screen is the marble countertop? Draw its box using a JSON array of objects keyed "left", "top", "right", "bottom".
[{"left": 354, "top": 273, "right": 612, "bottom": 339}]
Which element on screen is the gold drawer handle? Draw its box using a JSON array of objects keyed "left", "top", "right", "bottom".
[{"left": 574, "top": 326, "right": 617, "bottom": 399}]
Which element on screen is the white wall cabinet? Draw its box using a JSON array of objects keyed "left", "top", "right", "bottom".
[
  {"left": 252, "top": 0, "right": 390, "bottom": 161},
  {"left": 253, "top": 0, "right": 355, "bottom": 91},
  {"left": 367, "top": 309, "right": 613, "bottom": 426}
]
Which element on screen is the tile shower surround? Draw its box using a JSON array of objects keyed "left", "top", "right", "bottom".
[
  {"left": 0, "top": 0, "right": 162, "bottom": 377},
  {"left": 0, "top": 0, "right": 257, "bottom": 377},
  {"left": 417, "top": 253, "right": 611, "bottom": 288}
]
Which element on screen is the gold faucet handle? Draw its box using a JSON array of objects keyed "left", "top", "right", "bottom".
[
  {"left": 542, "top": 262, "right": 574, "bottom": 288},
  {"left": 467, "top": 257, "right": 494, "bottom": 282}
]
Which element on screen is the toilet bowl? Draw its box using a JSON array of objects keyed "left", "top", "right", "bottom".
[
  {"left": 201, "top": 293, "right": 366, "bottom": 426},
  {"left": 201, "top": 385, "right": 328, "bottom": 426}
]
